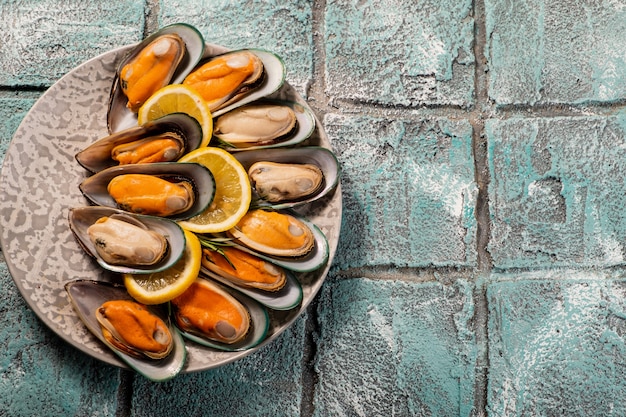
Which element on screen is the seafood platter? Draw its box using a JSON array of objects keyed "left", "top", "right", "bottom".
[{"left": 0, "top": 23, "right": 341, "bottom": 380}]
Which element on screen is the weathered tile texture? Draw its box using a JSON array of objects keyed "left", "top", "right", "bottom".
[
  {"left": 485, "top": 0, "right": 626, "bottom": 105},
  {"left": 315, "top": 277, "right": 477, "bottom": 417},
  {"left": 325, "top": 0, "right": 475, "bottom": 107},
  {"left": 488, "top": 115, "right": 626, "bottom": 269},
  {"left": 488, "top": 273, "right": 626, "bottom": 416},
  {"left": 0, "top": 1, "right": 144, "bottom": 86},
  {"left": 327, "top": 114, "right": 477, "bottom": 269}
]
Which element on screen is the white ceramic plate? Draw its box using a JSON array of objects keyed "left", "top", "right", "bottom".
[{"left": 0, "top": 44, "right": 342, "bottom": 372}]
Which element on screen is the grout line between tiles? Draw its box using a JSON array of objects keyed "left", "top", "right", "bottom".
[{"left": 471, "top": 0, "right": 492, "bottom": 414}]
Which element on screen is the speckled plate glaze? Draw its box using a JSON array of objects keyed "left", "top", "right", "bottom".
[{"left": 0, "top": 44, "right": 341, "bottom": 372}]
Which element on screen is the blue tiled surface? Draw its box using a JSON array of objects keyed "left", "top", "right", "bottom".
[
  {"left": 487, "top": 272, "right": 626, "bottom": 415},
  {"left": 327, "top": 114, "right": 477, "bottom": 269},
  {"left": 324, "top": 0, "right": 475, "bottom": 107},
  {"left": 485, "top": 0, "right": 626, "bottom": 105},
  {"left": 0, "top": 1, "right": 143, "bottom": 86},
  {"left": 315, "top": 278, "right": 476, "bottom": 416},
  {"left": 1, "top": 1, "right": 626, "bottom": 416},
  {"left": 488, "top": 115, "right": 626, "bottom": 269}
]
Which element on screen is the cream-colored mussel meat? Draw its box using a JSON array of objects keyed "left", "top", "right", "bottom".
[
  {"left": 87, "top": 215, "right": 168, "bottom": 267},
  {"left": 248, "top": 161, "right": 323, "bottom": 203},
  {"left": 213, "top": 102, "right": 297, "bottom": 147}
]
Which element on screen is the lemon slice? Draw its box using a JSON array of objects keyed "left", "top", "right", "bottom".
[
  {"left": 137, "top": 84, "right": 213, "bottom": 147},
  {"left": 124, "top": 229, "right": 201, "bottom": 305},
  {"left": 177, "top": 147, "right": 252, "bottom": 233}
]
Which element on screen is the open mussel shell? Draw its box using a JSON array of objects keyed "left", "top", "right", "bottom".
[
  {"left": 201, "top": 265, "right": 302, "bottom": 311},
  {"left": 76, "top": 113, "right": 203, "bottom": 173},
  {"left": 198, "top": 48, "right": 285, "bottom": 118},
  {"left": 227, "top": 210, "right": 329, "bottom": 272},
  {"left": 79, "top": 162, "right": 215, "bottom": 221},
  {"left": 234, "top": 147, "right": 340, "bottom": 210},
  {"left": 68, "top": 206, "right": 186, "bottom": 274},
  {"left": 171, "top": 276, "right": 269, "bottom": 351},
  {"left": 214, "top": 99, "right": 315, "bottom": 151},
  {"left": 65, "top": 280, "right": 187, "bottom": 382},
  {"left": 108, "top": 23, "right": 205, "bottom": 132}
]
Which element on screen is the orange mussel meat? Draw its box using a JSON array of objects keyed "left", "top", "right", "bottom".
[
  {"left": 228, "top": 209, "right": 314, "bottom": 257},
  {"left": 111, "top": 136, "right": 184, "bottom": 165},
  {"left": 96, "top": 299, "right": 173, "bottom": 359},
  {"left": 171, "top": 279, "right": 250, "bottom": 344},
  {"left": 119, "top": 34, "right": 185, "bottom": 112},
  {"left": 202, "top": 246, "right": 286, "bottom": 291},
  {"left": 107, "top": 173, "right": 194, "bottom": 217},
  {"left": 183, "top": 51, "right": 263, "bottom": 112}
]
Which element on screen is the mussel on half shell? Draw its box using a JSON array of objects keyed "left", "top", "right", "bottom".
[
  {"left": 234, "top": 147, "right": 340, "bottom": 209},
  {"left": 201, "top": 246, "right": 286, "bottom": 292},
  {"left": 171, "top": 278, "right": 249, "bottom": 344},
  {"left": 107, "top": 23, "right": 205, "bottom": 132},
  {"left": 76, "top": 113, "right": 203, "bottom": 173},
  {"left": 186, "top": 48, "right": 286, "bottom": 118},
  {"left": 87, "top": 215, "right": 168, "bottom": 267},
  {"left": 227, "top": 209, "right": 315, "bottom": 258},
  {"left": 96, "top": 299, "right": 173, "bottom": 360},
  {"left": 170, "top": 277, "right": 270, "bottom": 351},
  {"left": 119, "top": 33, "right": 186, "bottom": 112},
  {"left": 68, "top": 206, "right": 186, "bottom": 274},
  {"left": 213, "top": 101, "right": 296, "bottom": 147},
  {"left": 107, "top": 173, "right": 195, "bottom": 217},
  {"left": 248, "top": 161, "right": 324, "bottom": 204},
  {"left": 183, "top": 50, "right": 264, "bottom": 113},
  {"left": 78, "top": 162, "right": 215, "bottom": 221},
  {"left": 65, "top": 280, "right": 186, "bottom": 381},
  {"left": 213, "top": 100, "right": 315, "bottom": 151}
]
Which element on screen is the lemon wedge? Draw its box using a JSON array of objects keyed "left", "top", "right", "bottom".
[
  {"left": 177, "top": 147, "right": 252, "bottom": 233},
  {"left": 137, "top": 84, "right": 213, "bottom": 147}
]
